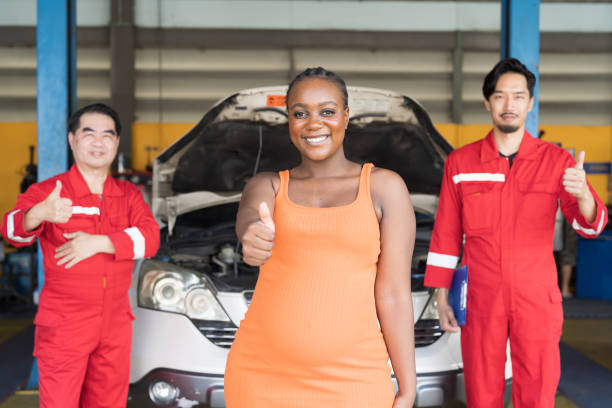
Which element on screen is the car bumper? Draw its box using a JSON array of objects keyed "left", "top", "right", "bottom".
[
  {"left": 128, "top": 369, "right": 225, "bottom": 408},
  {"left": 413, "top": 370, "right": 463, "bottom": 406},
  {"left": 128, "top": 368, "right": 511, "bottom": 408},
  {"left": 414, "top": 371, "right": 512, "bottom": 406}
]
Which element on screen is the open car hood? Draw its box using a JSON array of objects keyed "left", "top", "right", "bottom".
[{"left": 152, "top": 86, "right": 452, "bottom": 233}]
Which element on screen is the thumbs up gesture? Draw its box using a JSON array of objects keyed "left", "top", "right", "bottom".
[
  {"left": 40, "top": 180, "right": 73, "bottom": 224},
  {"left": 23, "top": 180, "right": 73, "bottom": 232},
  {"left": 258, "top": 202, "right": 275, "bottom": 232},
  {"left": 240, "top": 202, "right": 276, "bottom": 266},
  {"left": 562, "top": 151, "right": 590, "bottom": 200}
]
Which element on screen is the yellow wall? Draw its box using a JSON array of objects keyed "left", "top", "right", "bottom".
[
  {"left": 436, "top": 124, "right": 493, "bottom": 148},
  {"left": 131, "top": 123, "right": 194, "bottom": 171},
  {"left": 540, "top": 125, "right": 612, "bottom": 207},
  {"left": 0, "top": 123, "right": 37, "bottom": 220},
  {"left": 1, "top": 122, "right": 610, "bottom": 220}
]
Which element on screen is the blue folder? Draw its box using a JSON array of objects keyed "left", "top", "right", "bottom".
[{"left": 448, "top": 265, "right": 468, "bottom": 326}]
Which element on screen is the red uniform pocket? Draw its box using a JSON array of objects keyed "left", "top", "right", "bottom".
[
  {"left": 109, "top": 213, "right": 130, "bottom": 232},
  {"left": 58, "top": 215, "right": 96, "bottom": 233},
  {"left": 461, "top": 183, "right": 498, "bottom": 234},
  {"left": 517, "top": 181, "right": 558, "bottom": 231},
  {"left": 33, "top": 308, "right": 64, "bottom": 357}
]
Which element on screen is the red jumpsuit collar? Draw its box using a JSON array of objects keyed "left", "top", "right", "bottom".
[
  {"left": 68, "top": 164, "right": 124, "bottom": 198},
  {"left": 480, "top": 129, "right": 538, "bottom": 163}
]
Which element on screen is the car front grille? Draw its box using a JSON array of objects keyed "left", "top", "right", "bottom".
[
  {"left": 414, "top": 319, "right": 443, "bottom": 347},
  {"left": 193, "top": 295, "right": 443, "bottom": 349},
  {"left": 190, "top": 292, "right": 253, "bottom": 348},
  {"left": 192, "top": 320, "right": 237, "bottom": 348}
]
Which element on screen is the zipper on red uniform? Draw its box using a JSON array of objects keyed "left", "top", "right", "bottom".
[
  {"left": 99, "top": 194, "right": 106, "bottom": 289},
  {"left": 503, "top": 157, "right": 511, "bottom": 182}
]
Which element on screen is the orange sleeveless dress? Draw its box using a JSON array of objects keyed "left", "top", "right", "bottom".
[{"left": 225, "top": 163, "right": 395, "bottom": 407}]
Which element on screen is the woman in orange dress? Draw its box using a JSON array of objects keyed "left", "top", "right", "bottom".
[{"left": 225, "top": 67, "right": 417, "bottom": 407}]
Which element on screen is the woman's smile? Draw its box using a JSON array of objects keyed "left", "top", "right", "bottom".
[{"left": 303, "top": 135, "right": 329, "bottom": 145}]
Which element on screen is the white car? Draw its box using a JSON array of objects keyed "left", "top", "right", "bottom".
[{"left": 127, "top": 86, "right": 512, "bottom": 407}]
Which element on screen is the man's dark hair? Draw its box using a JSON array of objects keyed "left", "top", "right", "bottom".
[
  {"left": 482, "top": 58, "right": 536, "bottom": 100},
  {"left": 67, "top": 103, "right": 122, "bottom": 136},
  {"left": 286, "top": 67, "right": 349, "bottom": 109}
]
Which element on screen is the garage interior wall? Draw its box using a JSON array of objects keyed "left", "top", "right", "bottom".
[{"left": 0, "top": 0, "right": 611, "bottom": 217}]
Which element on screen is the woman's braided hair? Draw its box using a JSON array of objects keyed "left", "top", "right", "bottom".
[{"left": 286, "top": 67, "right": 348, "bottom": 109}]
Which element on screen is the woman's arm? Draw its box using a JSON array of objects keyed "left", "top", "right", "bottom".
[
  {"left": 371, "top": 168, "right": 417, "bottom": 407},
  {"left": 236, "top": 172, "right": 278, "bottom": 266}
]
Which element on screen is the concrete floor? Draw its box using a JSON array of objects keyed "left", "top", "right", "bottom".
[
  {"left": 0, "top": 318, "right": 30, "bottom": 344},
  {"left": 0, "top": 314, "right": 610, "bottom": 407},
  {"left": 0, "top": 388, "right": 584, "bottom": 408},
  {"left": 0, "top": 387, "right": 580, "bottom": 408},
  {"left": 561, "top": 319, "right": 612, "bottom": 371},
  {"left": 0, "top": 391, "right": 37, "bottom": 408}
]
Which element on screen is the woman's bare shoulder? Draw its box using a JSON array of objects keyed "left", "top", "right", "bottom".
[
  {"left": 370, "top": 167, "right": 410, "bottom": 201},
  {"left": 249, "top": 171, "right": 280, "bottom": 183},
  {"left": 371, "top": 167, "right": 408, "bottom": 189},
  {"left": 244, "top": 171, "right": 281, "bottom": 195}
]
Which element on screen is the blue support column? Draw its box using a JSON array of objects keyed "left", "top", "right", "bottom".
[
  {"left": 501, "top": 0, "right": 540, "bottom": 137},
  {"left": 27, "top": 0, "right": 76, "bottom": 390}
]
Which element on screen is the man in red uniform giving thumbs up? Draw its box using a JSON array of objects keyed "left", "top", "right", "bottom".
[
  {"left": 424, "top": 59, "right": 607, "bottom": 407},
  {"left": 1, "top": 103, "right": 160, "bottom": 408}
]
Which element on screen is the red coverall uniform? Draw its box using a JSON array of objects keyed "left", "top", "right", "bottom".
[
  {"left": 424, "top": 131, "right": 607, "bottom": 407},
  {"left": 1, "top": 165, "right": 160, "bottom": 408}
]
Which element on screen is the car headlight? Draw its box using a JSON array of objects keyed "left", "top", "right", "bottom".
[
  {"left": 138, "top": 260, "right": 230, "bottom": 322},
  {"left": 419, "top": 288, "right": 440, "bottom": 320}
]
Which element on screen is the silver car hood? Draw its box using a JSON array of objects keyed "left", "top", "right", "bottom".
[{"left": 152, "top": 86, "right": 450, "bottom": 234}]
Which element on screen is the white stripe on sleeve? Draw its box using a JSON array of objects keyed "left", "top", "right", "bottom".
[
  {"left": 452, "top": 173, "right": 505, "bottom": 184},
  {"left": 426, "top": 252, "right": 460, "bottom": 269},
  {"left": 71, "top": 206, "right": 100, "bottom": 215},
  {"left": 572, "top": 209, "right": 606, "bottom": 236},
  {"left": 7, "top": 210, "right": 35, "bottom": 243},
  {"left": 124, "top": 227, "right": 145, "bottom": 259}
]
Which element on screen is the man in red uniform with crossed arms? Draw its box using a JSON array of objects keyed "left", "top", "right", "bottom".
[
  {"left": 425, "top": 58, "right": 607, "bottom": 407},
  {"left": 1, "top": 103, "right": 160, "bottom": 407}
]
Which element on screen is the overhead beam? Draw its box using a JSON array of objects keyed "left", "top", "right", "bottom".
[
  {"left": 501, "top": 0, "right": 541, "bottom": 137},
  {"left": 1, "top": 27, "right": 611, "bottom": 53}
]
